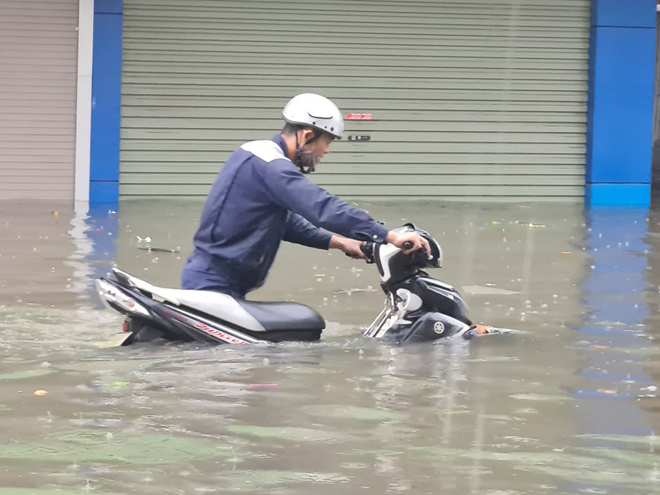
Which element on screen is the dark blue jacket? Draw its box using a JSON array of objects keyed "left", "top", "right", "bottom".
[{"left": 182, "top": 135, "right": 389, "bottom": 297}]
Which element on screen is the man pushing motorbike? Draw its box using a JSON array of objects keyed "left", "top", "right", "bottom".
[{"left": 182, "top": 93, "right": 430, "bottom": 299}]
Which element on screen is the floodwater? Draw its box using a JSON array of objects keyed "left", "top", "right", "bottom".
[{"left": 1, "top": 198, "right": 660, "bottom": 495}]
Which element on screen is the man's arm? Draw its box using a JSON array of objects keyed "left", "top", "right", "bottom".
[
  {"left": 261, "top": 159, "right": 390, "bottom": 242},
  {"left": 283, "top": 212, "right": 332, "bottom": 249},
  {"left": 284, "top": 213, "right": 368, "bottom": 259},
  {"left": 262, "top": 159, "right": 431, "bottom": 254}
]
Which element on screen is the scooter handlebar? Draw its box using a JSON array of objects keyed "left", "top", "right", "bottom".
[
  {"left": 362, "top": 240, "right": 415, "bottom": 264},
  {"left": 361, "top": 242, "right": 376, "bottom": 264}
]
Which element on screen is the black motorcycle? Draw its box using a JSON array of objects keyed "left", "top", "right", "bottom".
[
  {"left": 95, "top": 225, "right": 492, "bottom": 346},
  {"left": 361, "top": 224, "right": 482, "bottom": 343}
]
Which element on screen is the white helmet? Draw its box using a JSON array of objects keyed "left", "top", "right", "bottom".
[{"left": 282, "top": 93, "right": 344, "bottom": 140}]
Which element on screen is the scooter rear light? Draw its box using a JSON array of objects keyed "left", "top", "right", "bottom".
[
  {"left": 95, "top": 279, "right": 150, "bottom": 317},
  {"left": 122, "top": 320, "right": 130, "bottom": 332}
]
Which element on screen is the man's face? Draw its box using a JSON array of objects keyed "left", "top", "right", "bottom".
[{"left": 300, "top": 130, "right": 334, "bottom": 167}]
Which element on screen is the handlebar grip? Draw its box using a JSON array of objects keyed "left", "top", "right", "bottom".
[
  {"left": 403, "top": 241, "right": 414, "bottom": 251},
  {"left": 361, "top": 241, "right": 375, "bottom": 264}
]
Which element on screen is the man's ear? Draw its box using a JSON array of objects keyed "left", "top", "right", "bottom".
[{"left": 299, "top": 129, "right": 315, "bottom": 145}]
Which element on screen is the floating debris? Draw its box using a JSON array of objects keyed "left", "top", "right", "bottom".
[
  {"left": 334, "top": 287, "right": 375, "bottom": 295},
  {"left": 462, "top": 285, "right": 520, "bottom": 296},
  {"left": 511, "top": 221, "right": 546, "bottom": 228},
  {"left": 138, "top": 247, "right": 181, "bottom": 253}
]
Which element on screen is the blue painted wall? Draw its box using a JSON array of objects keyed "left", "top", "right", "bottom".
[
  {"left": 586, "top": 0, "right": 657, "bottom": 207},
  {"left": 90, "top": 0, "right": 123, "bottom": 204}
]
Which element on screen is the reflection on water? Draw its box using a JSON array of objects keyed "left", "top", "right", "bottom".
[
  {"left": 576, "top": 209, "right": 652, "bottom": 433},
  {"left": 1, "top": 198, "right": 660, "bottom": 494}
]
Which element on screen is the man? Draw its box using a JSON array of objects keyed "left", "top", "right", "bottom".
[{"left": 182, "top": 93, "right": 430, "bottom": 299}]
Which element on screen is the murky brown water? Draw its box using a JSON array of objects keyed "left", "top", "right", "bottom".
[{"left": 1, "top": 198, "right": 659, "bottom": 495}]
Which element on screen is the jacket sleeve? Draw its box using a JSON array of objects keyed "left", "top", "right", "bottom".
[
  {"left": 260, "top": 159, "right": 390, "bottom": 243},
  {"left": 283, "top": 212, "right": 333, "bottom": 249}
]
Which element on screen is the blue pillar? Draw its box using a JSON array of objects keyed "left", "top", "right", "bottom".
[
  {"left": 586, "top": 0, "right": 657, "bottom": 207},
  {"left": 90, "top": 0, "right": 123, "bottom": 204}
]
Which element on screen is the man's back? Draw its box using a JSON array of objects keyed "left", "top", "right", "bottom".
[{"left": 185, "top": 137, "right": 303, "bottom": 294}]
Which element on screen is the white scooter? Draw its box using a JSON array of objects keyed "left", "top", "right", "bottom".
[{"left": 95, "top": 225, "right": 492, "bottom": 345}]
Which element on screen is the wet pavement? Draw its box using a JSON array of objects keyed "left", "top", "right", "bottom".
[{"left": 1, "top": 198, "right": 660, "bottom": 494}]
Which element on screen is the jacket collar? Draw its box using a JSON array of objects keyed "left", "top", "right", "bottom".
[{"left": 272, "top": 135, "right": 290, "bottom": 160}]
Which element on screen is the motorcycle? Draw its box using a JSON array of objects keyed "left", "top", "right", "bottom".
[
  {"left": 95, "top": 225, "right": 492, "bottom": 346},
  {"left": 361, "top": 224, "right": 484, "bottom": 343}
]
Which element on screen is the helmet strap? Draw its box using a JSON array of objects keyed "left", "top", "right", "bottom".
[{"left": 294, "top": 130, "right": 316, "bottom": 174}]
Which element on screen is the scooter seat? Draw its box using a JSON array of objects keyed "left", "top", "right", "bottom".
[
  {"left": 236, "top": 300, "right": 326, "bottom": 332},
  {"left": 111, "top": 269, "right": 325, "bottom": 333}
]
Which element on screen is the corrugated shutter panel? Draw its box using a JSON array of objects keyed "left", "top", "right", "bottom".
[
  {"left": 121, "top": 0, "right": 590, "bottom": 201},
  {"left": 0, "top": 0, "right": 78, "bottom": 200}
]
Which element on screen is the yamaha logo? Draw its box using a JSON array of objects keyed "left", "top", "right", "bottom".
[{"left": 433, "top": 322, "right": 445, "bottom": 335}]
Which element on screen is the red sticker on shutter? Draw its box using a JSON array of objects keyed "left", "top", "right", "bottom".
[{"left": 345, "top": 113, "right": 373, "bottom": 120}]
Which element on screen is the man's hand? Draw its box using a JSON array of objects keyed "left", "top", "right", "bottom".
[
  {"left": 474, "top": 324, "right": 493, "bottom": 336},
  {"left": 386, "top": 231, "right": 431, "bottom": 256},
  {"left": 329, "top": 236, "right": 367, "bottom": 260}
]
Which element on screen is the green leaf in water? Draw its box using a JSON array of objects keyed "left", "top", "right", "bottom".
[
  {"left": 0, "top": 369, "right": 55, "bottom": 382},
  {"left": 530, "top": 464, "right": 653, "bottom": 487},
  {"left": 0, "top": 490, "right": 128, "bottom": 495},
  {"left": 441, "top": 409, "right": 471, "bottom": 416},
  {"left": 579, "top": 433, "right": 660, "bottom": 448},
  {"left": 56, "top": 358, "right": 170, "bottom": 373},
  {"left": 0, "top": 430, "right": 234, "bottom": 465},
  {"left": 509, "top": 393, "right": 573, "bottom": 402},
  {"left": 74, "top": 411, "right": 125, "bottom": 419},
  {"left": 304, "top": 405, "right": 409, "bottom": 422},
  {"left": 226, "top": 425, "right": 345, "bottom": 443},
  {"left": 485, "top": 414, "right": 520, "bottom": 422},
  {"left": 408, "top": 443, "right": 660, "bottom": 488},
  {"left": 580, "top": 446, "right": 660, "bottom": 467},
  {"left": 410, "top": 446, "right": 598, "bottom": 467},
  {"left": 351, "top": 449, "right": 405, "bottom": 457},
  {"left": 218, "top": 470, "right": 350, "bottom": 490}
]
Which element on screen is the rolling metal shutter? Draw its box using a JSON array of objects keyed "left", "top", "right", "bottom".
[
  {"left": 0, "top": 0, "right": 79, "bottom": 200},
  {"left": 121, "top": 0, "right": 590, "bottom": 201}
]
